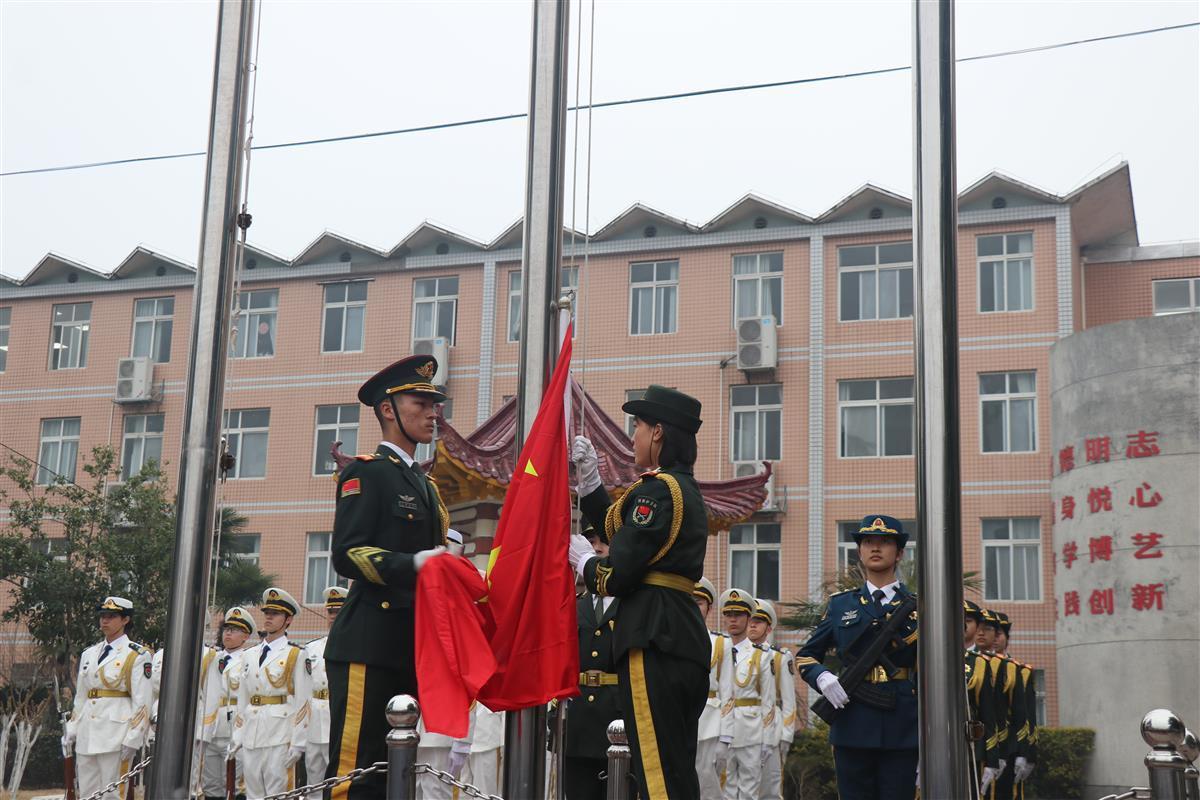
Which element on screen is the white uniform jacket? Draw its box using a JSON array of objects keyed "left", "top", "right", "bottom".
[
  {"left": 720, "top": 639, "right": 775, "bottom": 748},
  {"left": 231, "top": 637, "right": 307, "bottom": 751},
  {"left": 67, "top": 635, "right": 154, "bottom": 756},
  {"left": 469, "top": 703, "right": 504, "bottom": 754},
  {"left": 771, "top": 647, "right": 797, "bottom": 747},
  {"left": 698, "top": 631, "right": 731, "bottom": 742},
  {"left": 212, "top": 647, "right": 247, "bottom": 743},
  {"left": 151, "top": 646, "right": 221, "bottom": 742},
  {"left": 299, "top": 637, "right": 331, "bottom": 746}
]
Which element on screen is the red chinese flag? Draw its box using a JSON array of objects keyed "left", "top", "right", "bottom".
[{"left": 478, "top": 326, "right": 579, "bottom": 710}]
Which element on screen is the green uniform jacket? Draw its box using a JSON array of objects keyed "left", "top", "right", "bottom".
[
  {"left": 966, "top": 650, "right": 999, "bottom": 768},
  {"left": 325, "top": 446, "right": 448, "bottom": 670},
  {"left": 990, "top": 653, "right": 1024, "bottom": 762},
  {"left": 564, "top": 593, "right": 622, "bottom": 761},
  {"left": 579, "top": 466, "right": 709, "bottom": 670}
]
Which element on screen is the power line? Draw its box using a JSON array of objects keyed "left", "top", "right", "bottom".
[{"left": 1, "top": 20, "right": 1195, "bottom": 178}]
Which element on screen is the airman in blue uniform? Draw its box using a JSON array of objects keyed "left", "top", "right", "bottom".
[{"left": 795, "top": 515, "right": 919, "bottom": 800}]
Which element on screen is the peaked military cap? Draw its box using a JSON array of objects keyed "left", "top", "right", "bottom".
[
  {"left": 323, "top": 586, "right": 348, "bottom": 611},
  {"left": 693, "top": 576, "right": 717, "bottom": 605},
  {"left": 979, "top": 607, "right": 1001, "bottom": 629},
  {"left": 720, "top": 588, "right": 754, "bottom": 615},
  {"left": 995, "top": 611, "right": 1012, "bottom": 634},
  {"left": 357, "top": 354, "right": 447, "bottom": 406},
  {"left": 97, "top": 596, "right": 133, "bottom": 616},
  {"left": 621, "top": 385, "right": 703, "bottom": 434},
  {"left": 963, "top": 599, "right": 984, "bottom": 621},
  {"left": 224, "top": 605, "right": 256, "bottom": 635},
  {"left": 261, "top": 587, "right": 299, "bottom": 617},
  {"left": 854, "top": 514, "right": 909, "bottom": 548},
  {"left": 753, "top": 598, "right": 777, "bottom": 627},
  {"left": 581, "top": 519, "right": 608, "bottom": 546}
]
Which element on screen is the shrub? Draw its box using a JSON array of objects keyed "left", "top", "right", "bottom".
[
  {"left": 1027, "top": 727, "right": 1095, "bottom": 800},
  {"left": 784, "top": 722, "right": 837, "bottom": 800}
]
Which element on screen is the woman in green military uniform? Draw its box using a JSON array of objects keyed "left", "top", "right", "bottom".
[{"left": 567, "top": 385, "right": 710, "bottom": 800}]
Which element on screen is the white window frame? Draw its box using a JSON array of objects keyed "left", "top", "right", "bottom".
[
  {"left": 222, "top": 408, "right": 270, "bottom": 479},
  {"left": 313, "top": 404, "right": 360, "bottom": 476},
  {"left": 227, "top": 533, "right": 260, "bottom": 566},
  {"left": 37, "top": 417, "right": 81, "bottom": 485},
  {"left": 628, "top": 260, "right": 679, "bottom": 336},
  {"left": 836, "top": 242, "right": 913, "bottom": 322},
  {"left": 979, "top": 371, "right": 1038, "bottom": 454},
  {"left": 982, "top": 517, "right": 1042, "bottom": 602},
  {"left": 732, "top": 252, "right": 784, "bottom": 327},
  {"left": 0, "top": 307, "right": 11, "bottom": 373},
  {"left": 49, "top": 302, "right": 92, "bottom": 370},
  {"left": 121, "top": 413, "right": 165, "bottom": 481},
  {"left": 507, "top": 271, "right": 522, "bottom": 342},
  {"left": 321, "top": 281, "right": 368, "bottom": 354},
  {"left": 838, "top": 378, "right": 915, "bottom": 458},
  {"left": 728, "top": 522, "right": 781, "bottom": 601},
  {"left": 412, "top": 276, "right": 459, "bottom": 345},
  {"left": 977, "top": 232, "right": 1034, "bottom": 313},
  {"left": 130, "top": 296, "right": 175, "bottom": 363},
  {"left": 729, "top": 384, "right": 783, "bottom": 464},
  {"left": 1031, "top": 668, "right": 1047, "bottom": 726},
  {"left": 230, "top": 289, "right": 278, "bottom": 359},
  {"left": 304, "top": 532, "right": 350, "bottom": 604},
  {"left": 624, "top": 389, "right": 646, "bottom": 438},
  {"left": 1152, "top": 277, "right": 1200, "bottom": 315}
]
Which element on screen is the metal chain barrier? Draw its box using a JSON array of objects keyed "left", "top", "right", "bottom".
[
  {"left": 413, "top": 763, "right": 505, "bottom": 800},
  {"left": 77, "top": 755, "right": 152, "bottom": 800},
  {"left": 260, "top": 761, "right": 388, "bottom": 800},
  {"left": 1096, "top": 790, "right": 1151, "bottom": 800}
]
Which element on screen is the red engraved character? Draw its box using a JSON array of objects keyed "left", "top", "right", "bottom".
[
  {"left": 1125, "top": 430, "right": 1161, "bottom": 459},
  {"left": 1088, "top": 588, "right": 1115, "bottom": 616},
  {"left": 1061, "top": 496, "right": 1076, "bottom": 520},
  {"left": 1129, "top": 482, "right": 1163, "bottom": 509},
  {"left": 1058, "top": 445, "right": 1075, "bottom": 473},
  {"left": 1088, "top": 535, "right": 1113, "bottom": 563},
  {"left": 1085, "top": 436, "right": 1112, "bottom": 463},
  {"left": 1061, "top": 541, "right": 1078, "bottom": 569},
  {"left": 1063, "top": 591, "right": 1081, "bottom": 617},
  {"left": 1087, "top": 486, "right": 1113, "bottom": 514},
  {"left": 1131, "top": 583, "right": 1166, "bottom": 611},
  {"left": 1132, "top": 531, "right": 1165, "bottom": 559}
]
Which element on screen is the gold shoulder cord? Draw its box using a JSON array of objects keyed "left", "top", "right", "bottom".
[
  {"left": 646, "top": 473, "right": 684, "bottom": 566},
  {"left": 604, "top": 479, "right": 643, "bottom": 543},
  {"left": 711, "top": 634, "right": 725, "bottom": 674},
  {"left": 735, "top": 648, "right": 762, "bottom": 688},
  {"left": 266, "top": 646, "right": 302, "bottom": 693},
  {"left": 430, "top": 479, "right": 450, "bottom": 543}
]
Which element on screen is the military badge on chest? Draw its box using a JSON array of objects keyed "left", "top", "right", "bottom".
[
  {"left": 144, "top": 662, "right": 152, "bottom": 678},
  {"left": 631, "top": 496, "right": 658, "bottom": 526},
  {"left": 305, "top": 657, "right": 312, "bottom": 676}
]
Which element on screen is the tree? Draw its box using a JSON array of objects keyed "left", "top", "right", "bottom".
[{"left": 211, "top": 506, "right": 275, "bottom": 610}]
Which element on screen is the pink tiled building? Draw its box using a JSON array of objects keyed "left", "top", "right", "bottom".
[{"left": 2, "top": 161, "right": 1197, "bottom": 726}]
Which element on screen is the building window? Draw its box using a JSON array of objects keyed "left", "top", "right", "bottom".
[
  {"left": 629, "top": 260, "right": 678, "bottom": 335},
  {"left": 37, "top": 417, "right": 81, "bottom": 485},
  {"left": 413, "top": 276, "right": 459, "bottom": 344},
  {"left": 1031, "top": 669, "right": 1046, "bottom": 726},
  {"left": 414, "top": 441, "right": 434, "bottom": 462},
  {"left": 226, "top": 533, "right": 260, "bottom": 566},
  {"left": 222, "top": 408, "right": 270, "bottom": 478},
  {"left": 838, "top": 242, "right": 913, "bottom": 321},
  {"left": 305, "top": 532, "right": 350, "bottom": 604},
  {"left": 314, "top": 405, "right": 359, "bottom": 475},
  {"left": 322, "top": 281, "right": 368, "bottom": 353},
  {"left": 733, "top": 252, "right": 783, "bottom": 325},
  {"left": 729, "top": 523, "right": 780, "bottom": 600},
  {"left": 978, "top": 233, "right": 1033, "bottom": 312},
  {"left": 0, "top": 307, "right": 10, "bottom": 372},
  {"left": 50, "top": 302, "right": 92, "bottom": 369},
  {"left": 231, "top": 289, "right": 278, "bottom": 359},
  {"left": 837, "top": 520, "right": 918, "bottom": 572},
  {"left": 624, "top": 389, "right": 646, "bottom": 438},
  {"left": 982, "top": 517, "right": 1041, "bottom": 601},
  {"left": 131, "top": 297, "right": 174, "bottom": 363},
  {"left": 507, "top": 271, "right": 522, "bottom": 342},
  {"left": 121, "top": 413, "right": 165, "bottom": 480},
  {"left": 838, "top": 378, "right": 914, "bottom": 457},
  {"left": 1152, "top": 277, "right": 1200, "bottom": 315},
  {"left": 731, "top": 385, "right": 782, "bottom": 463},
  {"left": 980, "top": 371, "right": 1036, "bottom": 453}
]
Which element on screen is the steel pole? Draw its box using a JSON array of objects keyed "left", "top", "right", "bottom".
[
  {"left": 146, "top": 2, "right": 255, "bottom": 797},
  {"left": 912, "top": 1, "right": 971, "bottom": 797},
  {"left": 504, "top": 2, "right": 570, "bottom": 798}
]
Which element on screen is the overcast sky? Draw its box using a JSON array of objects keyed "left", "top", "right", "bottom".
[{"left": 1, "top": 1, "right": 1197, "bottom": 279}]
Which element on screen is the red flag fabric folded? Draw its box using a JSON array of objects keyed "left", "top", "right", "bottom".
[
  {"left": 414, "top": 554, "right": 496, "bottom": 737},
  {"left": 478, "top": 326, "right": 580, "bottom": 710}
]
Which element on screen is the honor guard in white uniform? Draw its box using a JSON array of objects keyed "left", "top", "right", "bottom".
[
  {"left": 230, "top": 588, "right": 308, "bottom": 800},
  {"left": 718, "top": 589, "right": 775, "bottom": 800},
  {"left": 693, "top": 577, "right": 731, "bottom": 800},
  {"left": 416, "top": 713, "right": 474, "bottom": 798},
  {"left": 150, "top": 642, "right": 221, "bottom": 795},
  {"left": 62, "top": 597, "right": 153, "bottom": 800},
  {"left": 204, "top": 606, "right": 255, "bottom": 799},
  {"left": 748, "top": 600, "right": 795, "bottom": 800},
  {"left": 463, "top": 703, "right": 504, "bottom": 797},
  {"left": 298, "top": 586, "right": 345, "bottom": 800}
]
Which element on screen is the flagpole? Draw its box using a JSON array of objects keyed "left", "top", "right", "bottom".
[{"left": 506, "top": 1, "right": 571, "bottom": 797}]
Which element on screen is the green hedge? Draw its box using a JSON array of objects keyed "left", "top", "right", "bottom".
[{"left": 783, "top": 724, "right": 1095, "bottom": 800}]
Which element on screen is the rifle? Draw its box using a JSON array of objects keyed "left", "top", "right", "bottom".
[
  {"left": 811, "top": 593, "right": 918, "bottom": 724},
  {"left": 226, "top": 755, "right": 237, "bottom": 800},
  {"left": 55, "top": 673, "right": 77, "bottom": 800}
]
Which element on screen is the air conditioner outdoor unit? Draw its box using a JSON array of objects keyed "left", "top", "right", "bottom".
[
  {"left": 734, "top": 461, "right": 778, "bottom": 511},
  {"left": 412, "top": 337, "right": 450, "bottom": 386},
  {"left": 736, "top": 316, "right": 778, "bottom": 372},
  {"left": 115, "top": 357, "right": 153, "bottom": 403}
]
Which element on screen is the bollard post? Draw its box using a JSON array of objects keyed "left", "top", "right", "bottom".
[
  {"left": 1179, "top": 728, "right": 1199, "bottom": 800},
  {"left": 385, "top": 695, "right": 421, "bottom": 800},
  {"left": 1142, "top": 709, "right": 1189, "bottom": 800},
  {"left": 605, "top": 719, "right": 631, "bottom": 800}
]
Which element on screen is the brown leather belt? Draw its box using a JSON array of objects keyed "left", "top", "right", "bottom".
[{"left": 579, "top": 670, "right": 620, "bottom": 687}]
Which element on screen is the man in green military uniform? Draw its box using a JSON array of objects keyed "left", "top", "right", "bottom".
[
  {"left": 994, "top": 612, "right": 1036, "bottom": 797},
  {"left": 964, "top": 599, "right": 999, "bottom": 791},
  {"left": 568, "top": 385, "right": 711, "bottom": 800},
  {"left": 324, "top": 355, "right": 450, "bottom": 798}
]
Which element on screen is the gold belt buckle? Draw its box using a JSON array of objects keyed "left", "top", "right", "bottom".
[
  {"left": 584, "top": 671, "right": 601, "bottom": 688},
  {"left": 250, "top": 695, "right": 262, "bottom": 706},
  {"left": 87, "top": 689, "right": 98, "bottom": 699},
  {"left": 871, "top": 665, "right": 888, "bottom": 683}
]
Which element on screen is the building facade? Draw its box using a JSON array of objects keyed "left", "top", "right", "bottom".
[{"left": 2, "top": 161, "right": 1197, "bottom": 727}]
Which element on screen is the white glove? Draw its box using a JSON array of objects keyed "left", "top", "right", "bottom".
[
  {"left": 285, "top": 746, "right": 303, "bottom": 768},
  {"left": 570, "top": 436, "right": 602, "bottom": 496},
  {"left": 120, "top": 745, "right": 137, "bottom": 763},
  {"left": 413, "top": 545, "right": 447, "bottom": 572},
  {"left": 713, "top": 740, "right": 730, "bottom": 777},
  {"left": 449, "top": 739, "right": 472, "bottom": 778},
  {"left": 1014, "top": 757, "right": 1033, "bottom": 782},
  {"left": 568, "top": 533, "right": 595, "bottom": 572},
  {"left": 997, "top": 758, "right": 1007, "bottom": 777},
  {"left": 226, "top": 741, "right": 241, "bottom": 758},
  {"left": 60, "top": 733, "right": 74, "bottom": 757},
  {"left": 816, "top": 671, "right": 849, "bottom": 709},
  {"left": 980, "top": 766, "right": 999, "bottom": 794}
]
